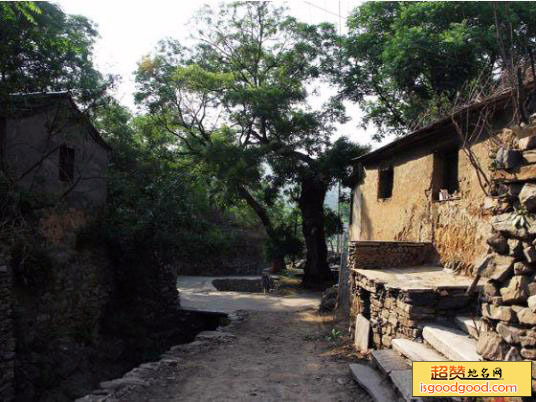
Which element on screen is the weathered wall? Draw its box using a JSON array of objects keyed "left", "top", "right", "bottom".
[
  {"left": 2, "top": 100, "right": 109, "bottom": 208},
  {"left": 348, "top": 241, "right": 436, "bottom": 270},
  {"left": 350, "top": 132, "right": 494, "bottom": 270},
  {"left": 0, "top": 264, "right": 14, "bottom": 402}
]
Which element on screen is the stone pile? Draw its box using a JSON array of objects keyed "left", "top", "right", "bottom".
[
  {"left": 0, "top": 264, "right": 14, "bottom": 402},
  {"left": 351, "top": 270, "right": 475, "bottom": 348},
  {"left": 476, "top": 126, "right": 536, "bottom": 390},
  {"left": 348, "top": 241, "right": 435, "bottom": 270}
]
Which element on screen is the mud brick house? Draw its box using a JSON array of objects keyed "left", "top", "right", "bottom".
[
  {"left": 0, "top": 92, "right": 111, "bottom": 207},
  {"left": 346, "top": 87, "right": 536, "bottom": 397}
]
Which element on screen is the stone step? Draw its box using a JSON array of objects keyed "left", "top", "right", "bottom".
[
  {"left": 454, "top": 316, "right": 482, "bottom": 339},
  {"left": 349, "top": 363, "right": 399, "bottom": 402},
  {"left": 370, "top": 350, "right": 422, "bottom": 401},
  {"left": 423, "top": 324, "right": 482, "bottom": 361},
  {"left": 392, "top": 338, "right": 447, "bottom": 362}
]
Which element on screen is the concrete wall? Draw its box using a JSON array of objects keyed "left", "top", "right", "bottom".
[
  {"left": 1, "top": 100, "right": 110, "bottom": 207},
  {"left": 0, "top": 264, "right": 14, "bottom": 402},
  {"left": 350, "top": 132, "right": 494, "bottom": 270}
]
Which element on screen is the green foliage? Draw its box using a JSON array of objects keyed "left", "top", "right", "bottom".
[
  {"left": 336, "top": 1, "right": 536, "bottom": 139},
  {"left": 0, "top": 2, "right": 113, "bottom": 108}
]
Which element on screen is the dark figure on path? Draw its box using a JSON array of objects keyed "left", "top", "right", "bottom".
[{"left": 261, "top": 269, "right": 274, "bottom": 294}]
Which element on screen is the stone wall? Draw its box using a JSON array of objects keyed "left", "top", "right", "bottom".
[
  {"left": 350, "top": 269, "right": 476, "bottom": 348},
  {"left": 474, "top": 125, "right": 536, "bottom": 391},
  {"left": 348, "top": 241, "right": 436, "bottom": 270},
  {"left": 0, "top": 264, "right": 14, "bottom": 402}
]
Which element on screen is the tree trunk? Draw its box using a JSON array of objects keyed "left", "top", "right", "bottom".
[
  {"left": 237, "top": 186, "right": 286, "bottom": 271},
  {"left": 298, "top": 177, "right": 333, "bottom": 288}
]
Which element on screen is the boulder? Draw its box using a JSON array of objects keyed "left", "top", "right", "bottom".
[
  {"left": 475, "top": 254, "right": 515, "bottom": 281},
  {"left": 492, "top": 213, "right": 529, "bottom": 239},
  {"left": 521, "top": 348, "right": 536, "bottom": 359},
  {"left": 487, "top": 233, "right": 509, "bottom": 255},
  {"left": 528, "top": 295, "right": 536, "bottom": 312},
  {"left": 477, "top": 331, "right": 509, "bottom": 360},
  {"left": 529, "top": 282, "right": 536, "bottom": 297},
  {"left": 319, "top": 286, "right": 338, "bottom": 313},
  {"left": 496, "top": 147, "right": 523, "bottom": 170},
  {"left": 520, "top": 333, "right": 536, "bottom": 348},
  {"left": 483, "top": 281, "right": 500, "bottom": 298},
  {"left": 520, "top": 183, "right": 536, "bottom": 212},
  {"left": 524, "top": 246, "right": 536, "bottom": 263},
  {"left": 519, "top": 135, "right": 536, "bottom": 151},
  {"left": 514, "top": 261, "right": 534, "bottom": 275},
  {"left": 516, "top": 307, "right": 536, "bottom": 325},
  {"left": 496, "top": 323, "right": 526, "bottom": 344},
  {"left": 508, "top": 239, "right": 524, "bottom": 258},
  {"left": 505, "top": 346, "right": 522, "bottom": 361},
  {"left": 523, "top": 149, "right": 536, "bottom": 164},
  {"left": 500, "top": 275, "right": 529, "bottom": 304},
  {"left": 482, "top": 303, "right": 516, "bottom": 322}
]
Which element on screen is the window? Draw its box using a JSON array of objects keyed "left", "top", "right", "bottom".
[
  {"left": 433, "top": 148, "right": 459, "bottom": 200},
  {"left": 378, "top": 166, "right": 394, "bottom": 199},
  {"left": 59, "top": 145, "right": 75, "bottom": 182}
]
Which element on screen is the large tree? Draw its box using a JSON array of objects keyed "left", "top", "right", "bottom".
[
  {"left": 336, "top": 1, "right": 536, "bottom": 139},
  {"left": 0, "top": 2, "right": 112, "bottom": 108},
  {"left": 135, "top": 2, "right": 366, "bottom": 285}
]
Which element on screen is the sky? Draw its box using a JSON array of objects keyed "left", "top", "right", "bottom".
[{"left": 56, "top": 0, "right": 392, "bottom": 148}]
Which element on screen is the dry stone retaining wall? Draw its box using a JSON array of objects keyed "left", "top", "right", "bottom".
[
  {"left": 0, "top": 264, "right": 14, "bottom": 402},
  {"left": 475, "top": 125, "right": 536, "bottom": 391}
]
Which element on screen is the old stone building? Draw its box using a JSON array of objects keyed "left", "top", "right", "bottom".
[
  {"left": 347, "top": 89, "right": 536, "bottom": 397},
  {"left": 0, "top": 92, "right": 111, "bottom": 207}
]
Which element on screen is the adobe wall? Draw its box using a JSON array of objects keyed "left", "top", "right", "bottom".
[
  {"left": 350, "top": 134, "right": 494, "bottom": 271},
  {"left": 2, "top": 104, "right": 109, "bottom": 208}
]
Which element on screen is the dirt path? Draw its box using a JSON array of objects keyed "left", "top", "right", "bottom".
[{"left": 123, "top": 309, "right": 372, "bottom": 402}]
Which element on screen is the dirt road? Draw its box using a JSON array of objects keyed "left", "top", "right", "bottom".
[{"left": 123, "top": 309, "right": 371, "bottom": 402}]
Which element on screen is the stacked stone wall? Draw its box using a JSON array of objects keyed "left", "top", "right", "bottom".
[
  {"left": 348, "top": 241, "right": 436, "bottom": 270},
  {"left": 475, "top": 125, "right": 536, "bottom": 391},
  {"left": 350, "top": 269, "right": 475, "bottom": 348},
  {"left": 0, "top": 264, "right": 14, "bottom": 402}
]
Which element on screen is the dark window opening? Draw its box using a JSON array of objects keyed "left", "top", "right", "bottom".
[
  {"left": 59, "top": 145, "right": 75, "bottom": 182},
  {"left": 433, "top": 148, "right": 459, "bottom": 200},
  {"left": 378, "top": 166, "right": 393, "bottom": 199}
]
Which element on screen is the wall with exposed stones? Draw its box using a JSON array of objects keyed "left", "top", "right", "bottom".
[
  {"left": 350, "top": 125, "right": 498, "bottom": 272},
  {"left": 350, "top": 269, "right": 477, "bottom": 348},
  {"left": 474, "top": 124, "right": 536, "bottom": 392},
  {"left": 348, "top": 241, "right": 436, "bottom": 270},
  {"left": 0, "top": 264, "right": 14, "bottom": 402}
]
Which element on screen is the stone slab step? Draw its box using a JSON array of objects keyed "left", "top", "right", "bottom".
[
  {"left": 349, "top": 363, "right": 398, "bottom": 402},
  {"left": 390, "top": 369, "right": 423, "bottom": 402},
  {"left": 423, "top": 324, "right": 482, "bottom": 361},
  {"left": 392, "top": 338, "right": 447, "bottom": 362},
  {"left": 454, "top": 316, "right": 482, "bottom": 339},
  {"left": 371, "top": 349, "right": 410, "bottom": 375}
]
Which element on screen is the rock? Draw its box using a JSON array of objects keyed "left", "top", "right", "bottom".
[
  {"left": 509, "top": 183, "right": 524, "bottom": 197},
  {"left": 496, "top": 147, "right": 523, "bottom": 170},
  {"left": 488, "top": 234, "right": 509, "bottom": 255},
  {"left": 520, "top": 334, "right": 536, "bottom": 348},
  {"left": 482, "top": 303, "right": 516, "bottom": 322},
  {"left": 354, "top": 314, "right": 370, "bottom": 353},
  {"left": 517, "top": 307, "right": 536, "bottom": 325},
  {"left": 523, "top": 149, "right": 536, "bottom": 164},
  {"left": 520, "top": 183, "right": 536, "bottom": 212},
  {"left": 483, "top": 281, "right": 500, "bottom": 298},
  {"left": 521, "top": 348, "right": 536, "bottom": 359},
  {"left": 475, "top": 254, "right": 515, "bottom": 281},
  {"left": 477, "top": 331, "right": 509, "bottom": 360},
  {"left": 508, "top": 239, "right": 524, "bottom": 258},
  {"left": 529, "top": 296, "right": 536, "bottom": 312},
  {"left": 524, "top": 246, "right": 536, "bottom": 263},
  {"left": 514, "top": 261, "right": 534, "bottom": 275},
  {"left": 529, "top": 282, "right": 536, "bottom": 297},
  {"left": 494, "top": 164, "right": 536, "bottom": 183},
  {"left": 492, "top": 213, "right": 529, "bottom": 239},
  {"left": 500, "top": 275, "right": 529, "bottom": 304},
  {"left": 505, "top": 346, "right": 522, "bottom": 361},
  {"left": 496, "top": 323, "right": 526, "bottom": 344},
  {"left": 491, "top": 296, "right": 503, "bottom": 305},
  {"left": 319, "top": 286, "right": 338, "bottom": 313},
  {"left": 519, "top": 135, "right": 536, "bottom": 151}
]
